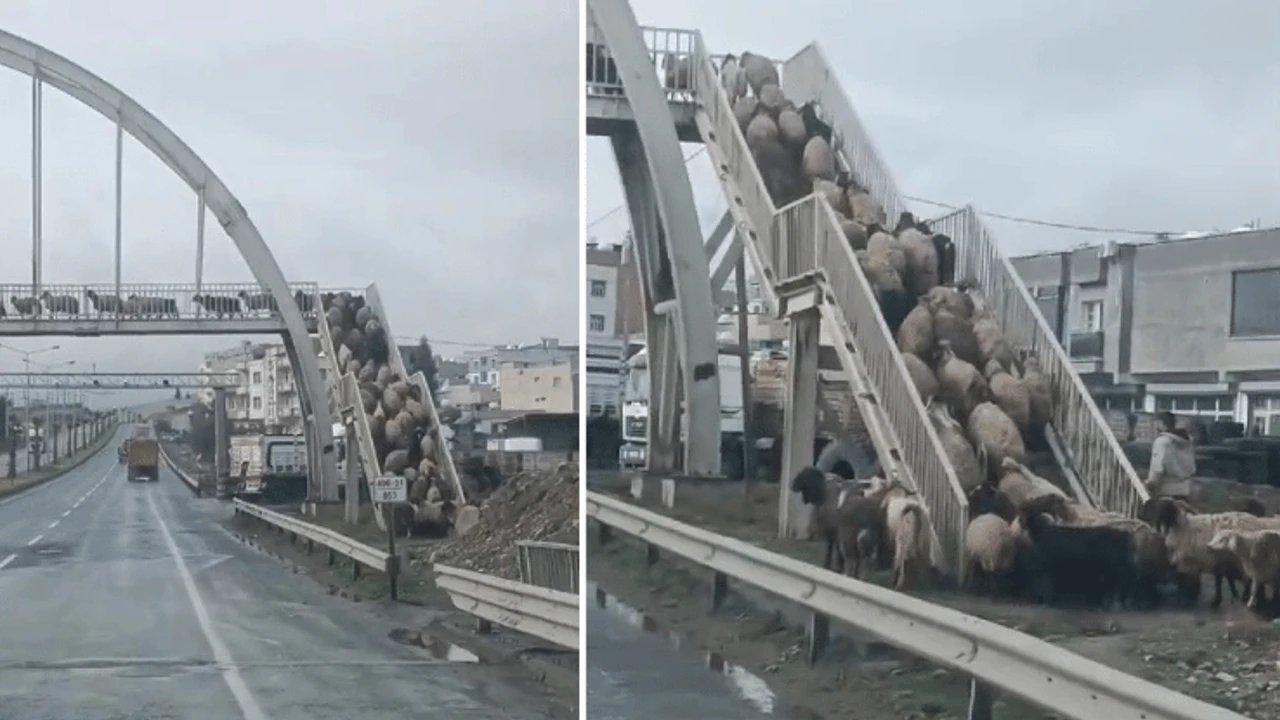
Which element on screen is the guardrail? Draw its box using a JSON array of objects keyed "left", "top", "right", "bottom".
[
  {"left": 434, "top": 564, "right": 578, "bottom": 650},
  {"left": 587, "top": 491, "right": 1246, "bottom": 720},
  {"left": 232, "top": 498, "right": 399, "bottom": 598},
  {"left": 158, "top": 442, "right": 201, "bottom": 496},
  {"left": 516, "top": 540, "right": 579, "bottom": 594}
]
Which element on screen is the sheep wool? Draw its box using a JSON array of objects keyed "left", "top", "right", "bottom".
[
  {"left": 801, "top": 136, "right": 836, "bottom": 182},
  {"left": 812, "top": 179, "right": 848, "bottom": 216},
  {"left": 923, "top": 286, "right": 973, "bottom": 320},
  {"left": 757, "top": 83, "right": 786, "bottom": 115},
  {"left": 868, "top": 232, "right": 907, "bottom": 277},
  {"left": 778, "top": 108, "right": 807, "bottom": 147},
  {"left": 740, "top": 51, "right": 779, "bottom": 95},
  {"left": 985, "top": 360, "right": 1031, "bottom": 435},
  {"left": 936, "top": 341, "right": 988, "bottom": 421},
  {"left": 927, "top": 400, "right": 983, "bottom": 493},
  {"left": 967, "top": 405, "right": 1027, "bottom": 480},
  {"left": 1021, "top": 354, "right": 1053, "bottom": 430},
  {"left": 383, "top": 449, "right": 410, "bottom": 475},
  {"left": 846, "top": 190, "right": 886, "bottom": 228},
  {"left": 933, "top": 310, "right": 983, "bottom": 368},
  {"left": 897, "top": 302, "right": 935, "bottom": 358},
  {"left": 733, "top": 96, "right": 759, "bottom": 132},
  {"left": 840, "top": 218, "right": 869, "bottom": 250},
  {"left": 899, "top": 227, "right": 939, "bottom": 296},
  {"left": 902, "top": 352, "right": 940, "bottom": 402},
  {"left": 745, "top": 113, "right": 779, "bottom": 147},
  {"left": 965, "top": 513, "right": 1023, "bottom": 575}
]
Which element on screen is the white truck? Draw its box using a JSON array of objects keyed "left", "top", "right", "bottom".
[
  {"left": 617, "top": 348, "right": 747, "bottom": 479},
  {"left": 228, "top": 433, "right": 326, "bottom": 499}
]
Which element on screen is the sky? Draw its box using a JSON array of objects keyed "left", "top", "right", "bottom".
[
  {"left": 587, "top": 0, "right": 1280, "bottom": 256},
  {"left": 0, "top": 0, "right": 578, "bottom": 406}
]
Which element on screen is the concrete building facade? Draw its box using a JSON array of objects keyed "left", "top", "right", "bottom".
[
  {"left": 1010, "top": 227, "right": 1280, "bottom": 433},
  {"left": 199, "top": 341, "right": 315, "bottom": 435},
  {"left": 498, "top": 361, "right": 578, "bottom": 414},
  {"left": 586, "top": 242, "right": 629, "bottom": 417}
]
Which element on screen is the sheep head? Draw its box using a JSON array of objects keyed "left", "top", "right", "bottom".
[
  {"left": 1206, "top": 529, "right": 1241, "bottom": 554},
  {"left": 789, "top": 466, "right": 827, "bottom": 506},
  {"left": 1151, "top": 496, "right": 1190, "bottom": 534}
]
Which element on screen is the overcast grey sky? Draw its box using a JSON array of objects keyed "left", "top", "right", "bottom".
[
  {"left": 587, "top": 0, "right": 1280, "bottom": 255},
  {"left": 0, "top": 0, "right": 577, "bottom": 405}
]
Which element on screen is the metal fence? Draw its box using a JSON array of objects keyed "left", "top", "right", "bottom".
[
  {"left": 516, "top": 540, "right": 579, "bottom": 594},
  {"left": 0, "top": 282, "right": 320, "bottom": 322}
]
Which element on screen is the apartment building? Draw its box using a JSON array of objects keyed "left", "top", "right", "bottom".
[{"left": 199, "top": 341, "right": 312, "bottom": 435}]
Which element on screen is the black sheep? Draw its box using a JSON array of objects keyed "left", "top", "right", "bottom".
[
  {"left": 967, "top": 483, "right": 1017, "bottom": 523},
  {"left": 1021, "top": 508, "right": 1136, "bottom": 608},
  {"left": 798, "top": 102, "right": 833, "bottom": 144}
]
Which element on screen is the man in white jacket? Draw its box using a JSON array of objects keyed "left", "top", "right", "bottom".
[{"left": 1145, "top": 411, "right": 1196, "bottom": 500}]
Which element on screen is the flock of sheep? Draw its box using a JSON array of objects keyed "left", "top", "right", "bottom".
[
  {"left": 719, "top": 48, "right": 1280, "bottom": 616},
  {"left": 322, "top": 291, "right": 471, "bottom": 535},
  {"left": 0, "top": 288, "right": 316, "bottom": 320}
]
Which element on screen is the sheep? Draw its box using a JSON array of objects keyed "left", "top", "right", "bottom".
[
  {"left": 1150, "top": 498, "right": 1270, "bottom": 608},
  {"left": 789, "top": 467, "right": 857, "bottom": 570},
  {"left": 882, "top": 491, "right": 936, "bottom": 591},
  {"left": 85, "top": 290, "right": 123, "bottom": 315},
  {"left": 968, "top": 405, "right": 1027, "bottom": 482},
  {"left": 839, "top": 218, "right": 868, "bottom": 250},
  {"left": 718, "top": 53, "right": 747, "bottom": 103},
  {"left": 798, "top": 102, "right": 833, "bottom": 144},
  {"left": 968, "top": 482, "right": 1017, "bottom": 522},
  {"left": 733, "top": 97, "right": 759, "bottom": 132},
  {"left": 757, "top": 83, "right": 786, "bottom": 115},
  {"left": 933, "top": 309, "right": 982, "bottom": 368},
  {"left": 858, "top": 247, "right": 912, "bottom": 333},
  {"left": 1207, "top": 529, "right": 1280, "bottom": 610},
  {"left": 898, "top": 226, "right": 939, "bottom": 297},
  {"left": 927, "top": 399, "right": 983, "bottom": 493},
  {"left": 995, "top": 458, "right": 1062, "bottom": 509},
  {"left": 40, "top": 291, "right": 79, "bottom": 316},
  {"left": 293, "top": 289, "right": 316, "bottom": 314},
  {"left": 846, "top": 190, "right": 885, "bottom": 228},
  {"left": 1235, "top": 497, "right": 1267, "bottom": 516},
  {"left": 801, "top": 136, "right": 836, "bottom": 182},
  {"left": 831, "top": 490, "right": 893, "bottom": 579},
  {"left": 867, "top": 231, "right": 906, "bottom": 276},
  {"left": 902, "top": 352, "right": 940, "bottom": 402},
  {"left": 1021, "top": 352, "right": 1053, "bottom": 433},
  {"left": 1019, "top": 505, "right": 1136, "bottom": 608},
  {"left": 661, "top": 52, "right": 691, "bottom": 92},
  {"left": 10, "top": 296, "right": 41, "bottom": 316},
  {"left": 896, "top": 300, "right": 934, "bottom": 358},
  {"left": 985, "top": 360, "right": 1031, "bottom": 436},
  {"left": 812, "top": 179, "right": 848, "bottom": 216},
  {"left": 745, "top": 113, "right": 778, "bottom": 147},
  {"left": 778, "top": 108, "right": 807, "bottom": 147},
  {"left": 127, "top": 295, "right": 178, "bottom": 317},
  {"left": 922, "top": 286, "right": 973, "bottom": 320},
  {"left": 739, "top": 51, "right": 778, "bottom": 95},
  {"left": 935, "top": 340, "right": 988, "bottom": 422},
  {"left": 964, "top": 513, "right": 1031, "bottom": 596},
  {"left": 238, "top": 291, "right": 278, "bottom": 313},
  {"left": 193, "top": 294, "right": 241, "bottom": 318}
]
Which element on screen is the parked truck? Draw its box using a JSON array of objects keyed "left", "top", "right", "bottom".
[{"left": 226, "top": 433, "right": 321, "bottom": 501}]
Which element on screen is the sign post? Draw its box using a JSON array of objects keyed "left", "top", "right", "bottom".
[{"left": 370, "top": 475, "right": 407, "bottom": 600}]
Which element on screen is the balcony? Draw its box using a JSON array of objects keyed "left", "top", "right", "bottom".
[{"left": 1069, "top": 331, "right": 1105, "bottom": 373}]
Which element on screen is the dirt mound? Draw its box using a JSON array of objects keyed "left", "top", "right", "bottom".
[{"left": 415, "top": 463, "right": 578, "bottom": 580}]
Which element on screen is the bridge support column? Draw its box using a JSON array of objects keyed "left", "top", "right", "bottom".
[
  {"left": 345, "top": 420, "right": 360, "bottom": 524},
  {"left": 213, "top": 387, "right": 228, "bottom": 491},
  {"left": 779, "top": 309, "right": 819, "bottom": 540},
  {"left": 595, "top": 0, "right": 721, "bottom": 476}
]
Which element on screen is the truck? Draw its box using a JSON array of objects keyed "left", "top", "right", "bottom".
[
  {"left": 227, "top": 433, "right": 329, "bottom": 501},
  {"left": 126, "top": 436, "right": 160, "bottom": 482},
  {"left": 617, "top": 347, "right": 747, "bottom": 478}
]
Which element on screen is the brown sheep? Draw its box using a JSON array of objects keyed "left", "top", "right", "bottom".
[
  {"left": 840, "top": 218, "right": 869, "bottom": 250},
  {"left": 902, "top": 352, "right": 940, "bottom": 402},
  {"left": 740, "top": 51, "right": 779, "bottom": 95},
  {"left": 927, "top": 399, "right": 983, "bottom": 493},
  {"left": 923, "top": 285, "right": 973, "bottom": 320},
  {"left": 936, "top": 340, "right": 988, "bottom": 421},
  {"left": 745, "top": 113, "right": 779, "bottom": 147},
  {"left": 813, "top": 179, "right": 849, "bottom": 216},
  {"left": 802, "top": 136, "right": 836, "bottom": 182},
  {"left": 899, "top": 227, "right": 940, "bottom": 297},
  {"left": 846, "top": 190, "right": 886, "bottom": 228},
  {"left": 985, "top": 360, "right": 1031, "bottom": 435},
  {"left": 896, "top": 300, "right": 934, "bottom": 358},
  {"left": 758, "top": 83, "right": 786, "bottom": 115},
  {"left": 733, "top": 96, "right": 759, "bottom": 132},
  {"left": 969, "top": 405, "right": 1027, "bottom": 482},
  {"left": 933, "top": 310, "right": 982, "bottom": 367},
  {"left": 778, "top": 108, "right": 807, "bottom": 147},
  {"left": 973, "top": 315, "right": 1016, "bottom": 372}
]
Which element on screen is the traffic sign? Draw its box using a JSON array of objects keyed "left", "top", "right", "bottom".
[{"left": 370, "top": 475, "right": 407, "bottom": 504}]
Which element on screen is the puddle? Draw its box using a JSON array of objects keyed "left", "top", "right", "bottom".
[
  {"left": 388, "top": 628, "right": 479, "bottom": 663},
  {"left": 592, "top": 582, "right": 777, "bottom": 714}
]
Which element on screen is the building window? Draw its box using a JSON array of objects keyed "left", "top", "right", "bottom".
[
  {"left": 1250, "top": 395, "right": 1280, "bottom": 436},
  {"left": 1081, "top": 300, "right": 1103, "bottom": 332},
  {"left": 590, "top": 314, "right": 606, "bottom": 332},
  {"left": 591, "top": 279, "right": 607, "bottom": 297},
  {"left": 553, "top": 376, "right": 562, "bottom": 388},
  {"left": 252, "top": 372, "right": 262, "bottom": 384},
  {"left": 1154, "top": 394, "right": 1233, "bottom": 422},
  {"left": 1231, "top": 268, "right": 1280, "bottom": 337},
  {"left": 252, "top": 397, "right": 262, "bottom": 410}
]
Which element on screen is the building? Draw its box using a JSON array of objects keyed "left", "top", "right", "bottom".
[
  {"left": 1009, "top": 226, "right": 1280, "bottom": 433},
  {"left": 586, "top": 242, "right": 628, "bottom": 417},
  {"left": 199, "top": 341, "right": 313, "bottom": 435},
  {"left": 498, "top": 360, "right": 578, "bottom": 414},
  {"left": 460, "top": 338, "right": 575, "bottom": 387},
  {"left": 440, "top": 381, "right": 500, "bottom": 410}
]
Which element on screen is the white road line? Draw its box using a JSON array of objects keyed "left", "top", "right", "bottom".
[
  {"left": 0, "top": 554, "right": 15, "bottom": 569},
  {"left": 61, "top": 510, "right": 70, "bottom": 518},
  {"left": 26, "top": 534, "right": 42, "bottom": 546},
  {"left": 47, "top": 520, "right": 58, "bottom": 530},
  {"left": 146, "top": 492, "right": 267, "bottom": 720}
]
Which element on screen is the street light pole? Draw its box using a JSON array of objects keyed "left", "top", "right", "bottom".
[{"left": 0, "top": 343, "right": 62, "bottom": 472}]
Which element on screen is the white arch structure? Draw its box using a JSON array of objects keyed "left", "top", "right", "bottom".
[{"left": 0, "top": 29, "right": 340, "bottom": 500}]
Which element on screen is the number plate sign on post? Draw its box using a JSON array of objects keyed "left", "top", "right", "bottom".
[{"left": 370, "top": 475, "right": 407, "bottom": 504}]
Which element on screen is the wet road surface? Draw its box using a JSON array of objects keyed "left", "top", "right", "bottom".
[
  {"left": 0, "top": 427, "right": 557, "bottom": 719},
  {"left": 586, "top": 582, "right": 779, "bottom": 719}
]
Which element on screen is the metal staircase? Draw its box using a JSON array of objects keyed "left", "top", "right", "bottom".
[{"left": 678, "top": 35, "right": 1148, "bottom": 574}]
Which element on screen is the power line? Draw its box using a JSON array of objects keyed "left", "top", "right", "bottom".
[
  {"left": 586, "top": 146, "right": 709, "bottom": 230},
  {"left": 904, "top": 195, "right": 1179, "bottom": 237}
]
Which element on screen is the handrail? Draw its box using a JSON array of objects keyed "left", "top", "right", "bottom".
[
  {"left": 232, "top": 498, "right": 398, "bottom": 596},
  {"left": 515, "top": 540, "right": 580, "bottom": 594},
  {"left": 587, "top": 491, "right": 1245, "bottom": 720},
  {"left": 928, "top": 207, "right": 1148, "bottom": 515},
  {"left": 434, "top": 564, "right": 578, "bottom": 651}
]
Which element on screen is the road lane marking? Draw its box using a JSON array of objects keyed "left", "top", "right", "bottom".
[
  {"left": 0, "top": 554, "right": 15, "bottom": 569},
  {"left": 47, "top": 520, "right": 58, "bottom": 530},
  {"left": 146, "top": 492, "right": 267, "bottom": 720},
  {"left": 61, "top": 510, "right": 70, "bottom": 517},
  {"left": 27, "top": 534, "right": 42, "bottom": 546},
  {"left": 0, "top": 437, "right": 120, "bottom": 507}
]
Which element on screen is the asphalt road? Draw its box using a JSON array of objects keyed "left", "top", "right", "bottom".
[
  {"left": 0, "top": 426, "right": 558, "bottom": 719},
  {"left": 586, "top": 582, "right": 778, "bottom": 719}
]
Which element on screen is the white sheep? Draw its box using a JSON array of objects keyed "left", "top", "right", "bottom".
[
  {"left": 1207, "top": 529, "right": 1280, "bottom": 609},
  {"left": 902, "top": 352, "right": 940, "bottom": 403},
  {"left": 985, "top": 360, "right": 1031, "bottom": 436},
  {"left": 846, "top": 189, "right": 885, "bottom": 228},
  {"left": 882, "top": 490, "right": 936, "bottom": 590},
  {"left": 936, "top": 341, "right": 987, "bottom": 422},
  {"left": 896, "top": 300, "right": 934, "bottom": 358},
  {"left": 964, "top": 513, "right": 1027, "bottom": 594},
  {"left": 927, "top": 399, "right": 983, "bottom": 493},
  {"left": 739, "top": 51, "right": 778, "bottom": 95},
  {"left": 968, "top": 406, "right": 1027, "bottom": 482}
]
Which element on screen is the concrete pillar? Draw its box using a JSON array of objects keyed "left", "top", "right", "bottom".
[
  {"left": 779, "top": 309, "right": 819, "bottom": 539},
  {"left": 345, "top": 421, "right": 361, "bottom": 523},
  {"left": 648, "top": 316, "right": 680, "bottom": 474},
  {"left": 213, "top": 387, "right": 229, "bottom": 491}
]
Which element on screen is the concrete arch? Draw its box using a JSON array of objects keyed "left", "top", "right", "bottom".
[
  {"left": 589, "top": 0, "right": 723, "bottom": 476},
  {"left": 0, "top": 29, "right": 339, "bottom": 500}
]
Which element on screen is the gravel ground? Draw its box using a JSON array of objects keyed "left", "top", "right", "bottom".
[{"left": 588, "top": 474, "right": 1276, "bottom": 718}]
